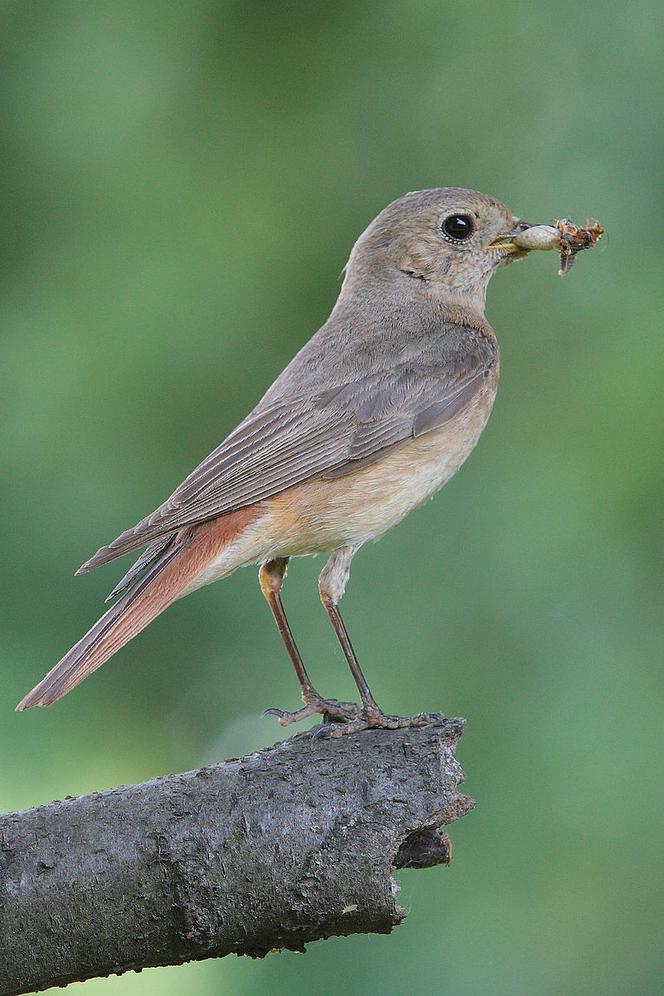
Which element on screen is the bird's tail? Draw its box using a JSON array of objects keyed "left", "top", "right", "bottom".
[
  {"left": 15, "top": 506, "right": 261, "bottom": 711},
  {"left": 16, "top": 535, "right": 194, "bottom": 710}
]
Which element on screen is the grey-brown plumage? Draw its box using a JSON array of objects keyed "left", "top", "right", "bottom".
[
  {"left": 18, "top": 188, "right": 542, "bottom": 727},
  {"left": 78, "top": 189, "right": 511, "bottom": 572}
]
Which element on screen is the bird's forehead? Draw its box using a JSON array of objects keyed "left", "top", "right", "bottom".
[{"left": 382, "top": 187, "right": 514, "bottom": 227}]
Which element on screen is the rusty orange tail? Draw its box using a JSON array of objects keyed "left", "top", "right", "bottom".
[{"left": 16, "top": 506, "right": 262, "bottom": 710}]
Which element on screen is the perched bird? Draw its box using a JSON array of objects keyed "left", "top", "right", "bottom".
[{"left": 17, "top": 188, "right": 550, "bottom": 734}]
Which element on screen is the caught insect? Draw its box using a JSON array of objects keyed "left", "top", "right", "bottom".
[
  {"left": 555, "top": 219, "right": 604, "bottom": 275},
  {"left": 498, "top": 217, "right": 605, "bottom": 276}
]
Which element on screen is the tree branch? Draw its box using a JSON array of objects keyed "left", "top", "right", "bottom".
[{"left": 0, "top": 718, "right": 473, "bottom": 995}]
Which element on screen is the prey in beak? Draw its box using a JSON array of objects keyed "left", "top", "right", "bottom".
[{"left": 489, "top": 218, "right": 604, "bottom": 275}]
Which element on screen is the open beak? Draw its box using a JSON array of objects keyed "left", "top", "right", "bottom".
[
  {"left": 488, "top": 221, "right": 536, "bottom": 252},
  {"left": 489, "top": 217, "right": 604, "bottom": 275},
  {"left": 489, "top": 221, "right": 560, "bottom": 253}
]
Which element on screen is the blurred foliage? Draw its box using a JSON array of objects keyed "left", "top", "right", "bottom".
[{"left": 1, "top": 1, "right": 662, "bottom": 994}]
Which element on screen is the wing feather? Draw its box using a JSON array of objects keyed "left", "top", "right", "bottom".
[{"left": 79, "top": 324, "right": 496, "bottom": 572}]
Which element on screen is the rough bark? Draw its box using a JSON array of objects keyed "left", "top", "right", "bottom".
[{"left": 0, "top": 718, "right": 473, "bottom": 995}]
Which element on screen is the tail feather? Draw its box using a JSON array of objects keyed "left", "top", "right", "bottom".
[
  {"left": 17, "top": 503, "right": 264, "bottom": 712},
  {"left": 16, "top": 536, "right": 190, "bottom": 710},
  {"left": 105, "top": 535, "right": 175, "bottom": 602}
]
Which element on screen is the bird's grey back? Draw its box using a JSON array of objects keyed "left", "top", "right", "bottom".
[{"left": 259, "top": 284, "right": 496, "bottom": 407}]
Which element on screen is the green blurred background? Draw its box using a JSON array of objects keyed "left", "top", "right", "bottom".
[{"left": 1, "top": 1, "right": 662, "bottom": 994}]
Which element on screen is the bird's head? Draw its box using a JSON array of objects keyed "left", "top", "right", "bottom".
[{"left": 343, "top": 187, "right": 537, "bottom": 315}]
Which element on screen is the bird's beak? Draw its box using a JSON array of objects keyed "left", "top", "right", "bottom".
[
  {"left": 488, "top": 221, "right": 536, "bottom": 253},
  {"left": 489, "top": 217, "right": 603, "bottom": 275},
  {"left": 488, "top": 221, "right": 560, "bottom": 254}
]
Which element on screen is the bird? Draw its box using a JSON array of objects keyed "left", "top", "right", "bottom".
[{"left": 17, "top": 187, "right": 545, "bottom": 735}]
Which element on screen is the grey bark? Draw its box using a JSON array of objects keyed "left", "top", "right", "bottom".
[{"left": 0, "top": 718, "right": 473, "bottom": 995}]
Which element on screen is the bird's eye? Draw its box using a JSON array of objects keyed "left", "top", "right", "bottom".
[{"left": 441, "top": 214, "right": 474, "bottom": 243}]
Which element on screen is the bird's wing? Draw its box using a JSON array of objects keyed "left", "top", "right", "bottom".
[{"left": 80, "top": 333, "right": 495, "bottom": 572}]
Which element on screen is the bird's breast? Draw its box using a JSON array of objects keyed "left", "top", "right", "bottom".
[{"left": 264, "top": 365, "right": 499, "bottom": 557}]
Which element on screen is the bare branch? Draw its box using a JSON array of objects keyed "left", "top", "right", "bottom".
[{"left": 0, "top": 719, "right": 472, "bottom": 995}]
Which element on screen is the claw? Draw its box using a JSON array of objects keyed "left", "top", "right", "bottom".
[
  {"left": 310, "top": 722, "right": 337, "bottom": 740},
  {"left": 262, "top": 696, "right": 361, "bottom": 728},
  {"left": 264, "top": 695, "right": 445, "bottom": 737},
  {"left": 319, "top": 708, "right": 447, "bottom": 739}
]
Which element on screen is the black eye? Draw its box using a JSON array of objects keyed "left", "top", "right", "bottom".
[{"left": 441, "top": 214, "right": 474, "bottom": 243}]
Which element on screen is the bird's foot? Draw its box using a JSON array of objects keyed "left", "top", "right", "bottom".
[
  {"left": 263, "top": 694, "right": 361, "bottom": 727},
  {"left": 319, "top": 705, "right": 446, "bottom": 739}
]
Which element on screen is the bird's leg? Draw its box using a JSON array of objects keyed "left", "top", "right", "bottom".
[
  {"left": 318, "top": 549, "right": 379, "bottom": 710},
  {"left": 318, "top": 547, "right": 444, "bottom": 738},
  {"left": 258, "top": 557, "right": 360, "bottom": 727}
]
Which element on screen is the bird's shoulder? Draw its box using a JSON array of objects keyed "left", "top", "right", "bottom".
[{"left": 256, "top": 302, "right": 497, "bottom": 413}]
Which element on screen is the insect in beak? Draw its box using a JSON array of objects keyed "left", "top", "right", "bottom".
[{"left": 489, "top": 219, "right": 604, "bottom": 275}]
